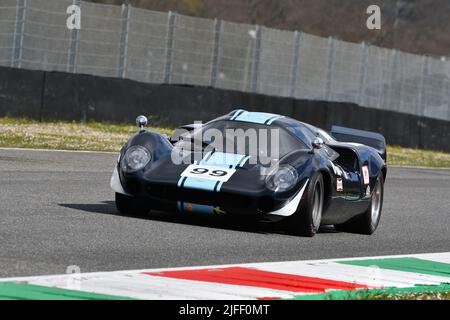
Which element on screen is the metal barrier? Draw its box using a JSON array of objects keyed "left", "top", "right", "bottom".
[{"left": 0, "top": 0, "right": 449, "bottom": 121}]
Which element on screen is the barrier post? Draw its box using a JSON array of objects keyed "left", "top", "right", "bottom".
[
  {"left": 325, "top": 37, "right": 336, "bottom": 101},
  {"left": 210, "top": 19, "right": 222, "bottom": 88},
  {"left": 358, "top": 42, "right": 369, "bottom": 106},
  {"left": 67, "top": 0, "right": 81, "bottom": 73},
  {"left": 250, "top": 25, "right": 262, "bottom": 93},
  {"left": 417, "top": 56, "right": 429, "bottom": 117},
  {"left": 290, "top": 31, "right": 302, "bottom": 97},
  {"left": 12, "top": 0, "right": 26, "bottom": 68},
  {"left": 164, "top": 11, "right": 177, "bottom": 84},
  {"left": 117, "top": 3, "right": 131, "bottom": 78}
]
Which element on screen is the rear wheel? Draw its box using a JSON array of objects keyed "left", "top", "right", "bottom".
[
  {"left": 335, "top": 174, "right": 384, "bottom": 235},
  {"left": 115, "top": 193, "right": 151, "bottom": 216},
  {"left": 290, "top": 173, "right": 324, "bottom": 237}
]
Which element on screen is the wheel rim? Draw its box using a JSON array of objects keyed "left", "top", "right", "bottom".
[
  {"left": 311, "top": 183, "right": 323, "bottom": 228},
  {"left": 371, "top": 178, "right": 382, "bottom": 226}
]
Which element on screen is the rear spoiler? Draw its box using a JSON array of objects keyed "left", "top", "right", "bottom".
[{"left": 330, "top": 126, "right": 387, "bottom": 161}]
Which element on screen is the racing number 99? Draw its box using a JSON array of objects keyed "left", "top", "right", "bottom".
[{"left": 191, "top": 167, "right": 228, "bottom": 177}]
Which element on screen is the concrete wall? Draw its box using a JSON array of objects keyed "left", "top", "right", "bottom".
[{"left": 1, "top": 66, "right": 449, "bottom": 152}]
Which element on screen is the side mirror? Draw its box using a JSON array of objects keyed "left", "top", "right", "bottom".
[
  {"left": 312, "top": 137, "right": 324, "bottom": 149},
  {"left": 136, "top": 115, "right": 148, "bottom": 131}
]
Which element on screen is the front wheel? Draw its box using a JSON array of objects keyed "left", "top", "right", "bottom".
[
  {"left": 335, "top": 174, "right": 384, "bottom": 235},
  {"left": 289, "top": 173, "right": 324, "bottom": 237},
  {"left": 115, "top": 193, "right": 151, "bottom": 216}
]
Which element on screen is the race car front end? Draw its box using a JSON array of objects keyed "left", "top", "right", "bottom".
[{"left": 111, "top": 133, "right": 311, "bottom": 221}]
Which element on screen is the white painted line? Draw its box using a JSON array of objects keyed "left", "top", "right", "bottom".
[{"left": 389, "top": 165, "right": 450, "bottom": 170}]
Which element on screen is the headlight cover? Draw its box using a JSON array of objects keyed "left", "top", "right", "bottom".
[
  {"left": 265, "top": 165, "right": 299, "bottom": 193},
  {"left": 121, "top": 146, "right": 151, "bottom": 172}
]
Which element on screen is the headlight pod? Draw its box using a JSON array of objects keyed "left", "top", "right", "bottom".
[
  {"left": 121, "top": 146, "right": 151, "bottom": 172},
  {"left": 265, "top": 165, "right": 299, "bottom": 193}
]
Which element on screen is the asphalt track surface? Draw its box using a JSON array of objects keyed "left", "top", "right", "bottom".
[{"left": 0, "top": 148, "right": 449, "bottom": 278}]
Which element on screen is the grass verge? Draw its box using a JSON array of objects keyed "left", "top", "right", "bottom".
[
  {"left": 289, "top": 284, "right": 450, "bottom": 300},
  {"left": 0, "top": 117, "right": 173, "bottom": 152},
  {"left": 1, "top": 117, "right": 449, "bottom": 168}
]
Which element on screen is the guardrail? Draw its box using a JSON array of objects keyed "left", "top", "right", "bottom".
[{"left": 0, "top": 0, "right": 449, "bottom": 121}]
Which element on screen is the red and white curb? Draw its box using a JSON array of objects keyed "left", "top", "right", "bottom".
[{"left": 1, "top": 252, "right": 449, "bottom": 300}]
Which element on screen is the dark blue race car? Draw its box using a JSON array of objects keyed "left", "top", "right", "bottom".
[{"left": 111, "top": 110, "right": 387, "bottom": 237}]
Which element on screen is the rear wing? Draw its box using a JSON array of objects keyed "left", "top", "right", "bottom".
[{"left": 331, "top": 126, "right": 387, "bottom": 161}]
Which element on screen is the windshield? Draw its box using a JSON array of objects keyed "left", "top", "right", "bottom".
[{"left": 178, "top": 120, "right": 308, "bottom": 159}]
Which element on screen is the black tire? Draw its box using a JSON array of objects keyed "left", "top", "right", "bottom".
[
  {"left": 115, "top": 193, "right": 151, "bottom": 216},
  {"left": 289, "top": 172, "right": 324, "bottom": 237},
  {"left": 335, "top": 174, "right": 384, "bottom": 235}
]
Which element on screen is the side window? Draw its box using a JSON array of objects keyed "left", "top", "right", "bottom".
[
  {"left": 285, "top": 126, "right": 314, "bottom": 147},
  {"left": 278, "top": 130, "right": 308, "bottom": 155}
]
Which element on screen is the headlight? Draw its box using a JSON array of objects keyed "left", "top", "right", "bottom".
[
  {"left": 265, "top": 165, "right": 299, "bottom": 192},
  {"left": 121, "top": 146, "right": 151, "bottom": 172}
]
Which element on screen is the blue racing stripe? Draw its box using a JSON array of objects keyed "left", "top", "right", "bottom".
[
  {"left": 200, "top": 152, "right": 246, "bottom": 169},
  {"left": 182, "top": 177, "right": 218, "bottom": 191},
  {"left": 237, "top": 155, "right": 251, "bottom": 167},
  {"left": 230, "top": 109, "right": 246, "bottom": 121},
  {"left": 177, "top": 152, "right": 246, "bottom": 193},
  {"left": 267, "top": 115, "right": 284, "bottom": 125}
]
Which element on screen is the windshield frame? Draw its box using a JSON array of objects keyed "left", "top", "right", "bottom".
[{"left": 182, "top": 119, "right": 311, "bottom": 158}]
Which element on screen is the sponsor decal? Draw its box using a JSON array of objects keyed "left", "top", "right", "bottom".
[
  {"left": 177, "top": 202, "right": 226, "bottom": 215},
  {"left": 213, "top": 207, "right": 227, "bottom": 215},
  {"left": 177, "top": 152, "right": 250, "bottom": 192},
  {"left": 181, "top": 165, "right": 236, "bottom": 183},
  {"left": 362, "top": 165, "right": 370, "bottom": 185},
  {"left": 336, "top": 178, "right": 343, "bottom": 192},
  {"left": 366, "top": 185, "right": 371, "bottom": 197}
]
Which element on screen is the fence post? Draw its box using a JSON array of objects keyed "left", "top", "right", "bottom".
[
  {"left": 417, "top": 55, "right": 429, "bottom": 117},
  {"left": 290, "top": 31, "right": 302, "bottom": 97},
  {"left": 325, "top": 37, "right": 336, "bottom": 101},
  {"left": 117, "top": 3, "right": 131, "bottom": 78},
  {"left": 210, "top": 19, "right": 222, "bottom": 88},
  {"left": 250, "top": 25, "right": 262, "bottom": 93},
  {"left": 12, "top": 0, "right": 26, "bottom": 68},
  {"left": 446, "top": 57, "right": 450, "bottom": 121},
  {"left": 67, "top": 0, "right": 81, "bottom": 73},
  {"left": 443, "top": 56, "right": 450, "bottom": 121},
  {"left": 164, "top": 11, "right": 176, "bottom": 84},
  {"left": 383, "top": 49, "right": 398, "bottom": 110},
  {"left": 358, "top": 42, "right": 369, "bottom": 106}
]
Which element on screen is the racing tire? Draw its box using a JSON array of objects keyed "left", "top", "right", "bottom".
[
  {"left": 290, "top": 172, "right": 324, "bottom": 237},
  {"left": 115, "top": 193, "right": 151, "bottom": 216},
  {"left": 334, "top": 174, "right": 384, "bottom": 235}
]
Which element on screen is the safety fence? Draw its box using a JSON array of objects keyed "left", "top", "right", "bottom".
[{"left": 0, "top": 0, "right": 449, "bottom": 121}]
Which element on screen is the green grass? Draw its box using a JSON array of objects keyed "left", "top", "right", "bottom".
[
  {"left": 0, "top": 117, "right": 173, "bottom": 152},
  {"left": 289, "top": 284, "right": 450, "bottom": 300},
  {"left": 388, "top": 145, "right": 450, "bottom": 168},
  {"left": 1, "top": 117, "right": 450, "bottom": 168},
  {"left": 354, "top": 291, "right": 450, "bottom": 300}
]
